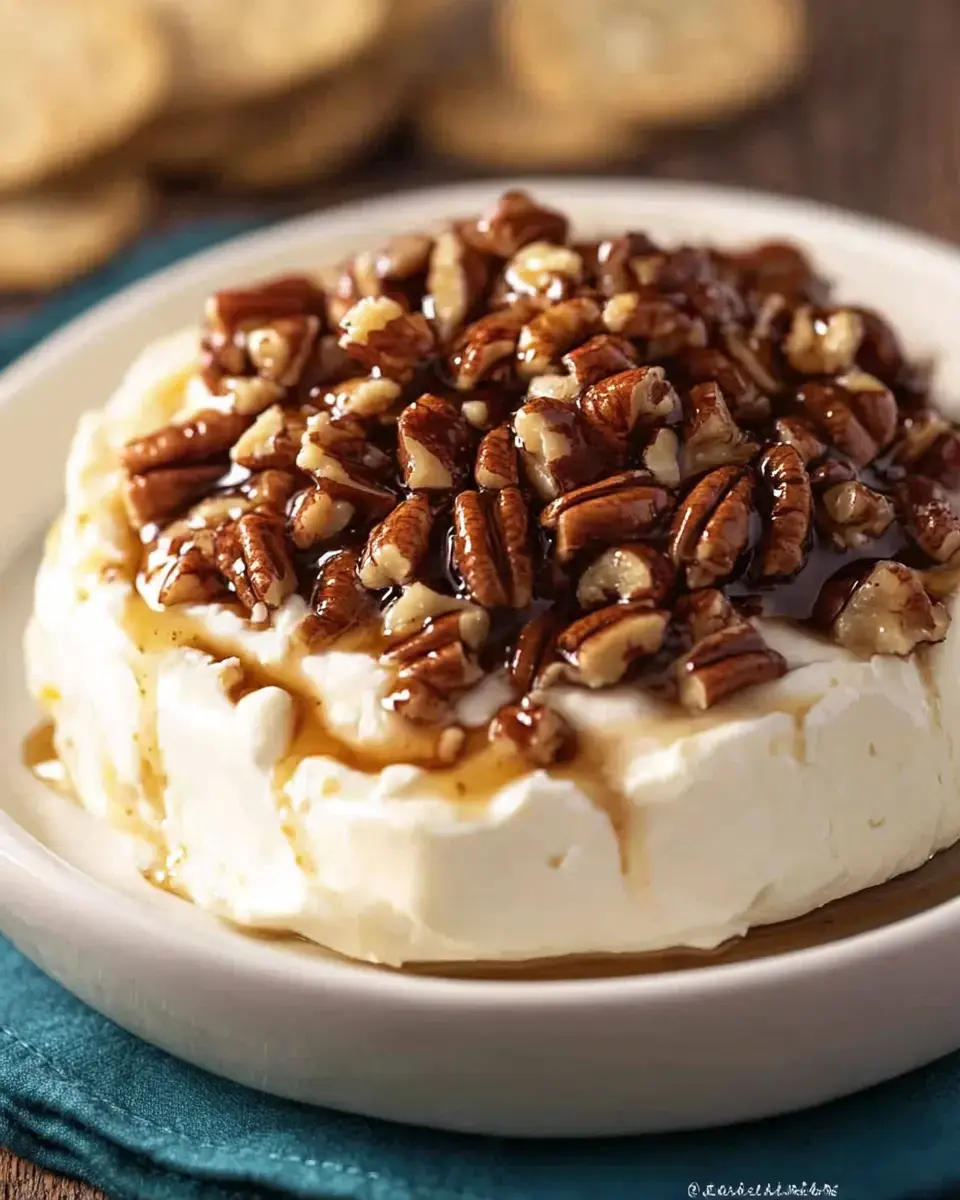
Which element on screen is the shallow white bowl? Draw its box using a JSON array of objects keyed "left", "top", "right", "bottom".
[{"left": 4, "top": 180, "right": 960, "bottom": 1137}]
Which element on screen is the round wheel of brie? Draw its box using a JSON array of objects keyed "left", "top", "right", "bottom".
[{"left": 25, "top": 190, "right": 960, "bottom": 967}]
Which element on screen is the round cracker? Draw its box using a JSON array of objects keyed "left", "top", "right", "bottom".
[
  {"left": 152, "top": 0, "right": 389, "bottom": 108},
  {"left": 217, "top": 66, "right": 408, "bottom": 190},
  {"left": 498, "top": 0, "right": 804, "bottom": 126},
  {"left": 0, "top": 174, "right": 151, "bottom": 291},
  {"left": 136, "top": 106, "right": 248, "bottom": 176},
  {"left": 417, "top": 67, "right": 644, "bottom": 169},
  {"left": 0, "top": 0, "right": 169, "bottom": 191}
]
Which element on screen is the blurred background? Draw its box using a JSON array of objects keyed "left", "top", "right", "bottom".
[{"left": 3, "top": 0, "right": 959, "bottom": 314}]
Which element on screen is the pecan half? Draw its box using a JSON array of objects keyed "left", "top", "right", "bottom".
[
  {"left": 288, "top": 486, "right": 353, "bottom": 549},
  {"left": 897, "top": 476, "right": 960, "bottom": 563},
  {"left": 594, "top": 232, "right": 664, "bottom": 296},
  {"left": 230, "top": 405, "right": 308, "bottom": 471},
  {"left": 475, "top": 422, "right": 519, "bottom": 489},
  {"left": 508, "top": 609, "right": 564, "bottom": 694},
  {"left": 452, "top": 488, "right": 533, "bottom": 608},
  {"left": 516, "top": 297, "right": 601, "bottom": 380},
  {"left": 577, "top": 544, "right": 675, "bottom": 609},
  {"left": 397, "top": 392, "right": 471, "bottom": 490},
  {"left": 677, "top": 621, "right": 786, "bottom": 710},
  {"left": 122, "top": 409, "right": 250, "bottom": 474},
  {"left": 784, "top": 307, "right": 864, "bottom": 375},
  {"left": 893, "top": 412, "right": 960, "bottom": 490},
  {"left": 772, "top": 415, "right": 824, "bottom": 464},
  {"left": 358, "top": 495, "right": 433, "bottom": 589},
  {"left": 681, "top": 382, "right": 758, "bottom": 476},
  {"left": 300, "top": 548, "right": 372, "bottom": 649},
  {"left": 424, "top": 229, "right": 488, "bottom": 344},
  {"left": 833, "top": 369, "right": 898, "bottom": 451},
  {"left": 758, "top": 444, "right": 812, "bottom": 577},
  {"left": 246, "top": 469, "right": 297, "bottom": 513},
  {"left": 670, "top": 466, "right": 754, "bottom": 589},
  {"left": 215, "top": 511, "right": 296, "bottom": 621},
  {"left": 126, "top": 464, "right": 225, "bottom": 527},
  {"left": 149, "top": 543, "right": 228, "bottom": 608},
  {"left": 674, "top": 588, "right": 736, "bottom": 643},
  {"left": 503, "top": 241, "right": 582, "bottom": 303},
  {"left": 467, "top": 190, "right": 568, "bottom": 258},
  {"left": 338, "top": 296, "right": 435, "bottom": 379},
  {"left": 323, "top": 375, "right": 402, "bottom": 420},
  {"left": 220, "top": 376, "right": 286, "bottom": 417},
  {"left": 541, "top": 472, "right": 675, "bottom": 565},
  {"left": 383, "top": 584, "right": 490, "bottom": 643},
  {"left": 448, "top": 304, "right": 533, "bottom": 390},
  {"left": 489, "top": 701, "right": 574, "bottom": 767},
  {"left": 579, "top": 366, "right": 678, "bottom": 450},
  {"left": 829, "top": 561, "right": 949, "bottom": 656},
  {"left": 384, "top": 608, "right": 486, "bottom": 730},
  {"left": 601, "top": 291, "right": 706, "bottom": 357},
  {"left": 676, "top": 346, "right": 770, "bottom": 424},
  {"left": 205, "top": 275, "right": 325, "bottom": 336},
  {"left": 297, "top": 413, "right": 396, "bottom": 519},
  {"left": 245, "top": 315, "right": 320, "bottom": 387},
  {"left": 514, "top": 397, "right": 599, "bottom": 500},
  {"left": 561, "top": 333, "right": 638, "bottom": 390},
  {"left": 818, "top": 481, "right": 894, "bottom": 550},
  {"left": 797, "top": 382, "right": 881, "bottom": 467},
  {"left": 556, "top": 603, "right": 670, "bottom": 688}
]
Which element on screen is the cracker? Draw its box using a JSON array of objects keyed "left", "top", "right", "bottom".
[
  {"left": 152, "top": 0, "right": 389, "bottom": 108},
  {"left": 497, "top": 0, "right": 805, "bottom": 126},
  {"left": 417, "top": 65, "right": 644, "bottom": 169},
  {"left": 137, "top": 107, "right": 247, "bottom": 176},
  {"left": 0, "top": 0, "right": 168, "bottom": 191},
  {"left": 0, "top": 174, "right": 151, "bottom": 291},
  {"left": 216, "top": 65, "right": 409, "bottom": 190}
]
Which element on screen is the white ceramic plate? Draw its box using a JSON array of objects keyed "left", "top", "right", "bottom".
[{"left": 4, "top": 180, "right": 960, "bottom": 1138}]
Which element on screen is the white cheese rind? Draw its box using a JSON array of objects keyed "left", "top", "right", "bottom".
[{"left": 24, "top": 334, "right": 960, "bottom": 965}]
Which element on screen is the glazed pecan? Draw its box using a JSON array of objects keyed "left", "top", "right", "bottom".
[
  {"left": 772, "top": 415, "right": 824, "bottom": 464},
  {"left": 424, "top": 228, "right": 488, "bottom": 343},
  {"left": 641, "top": 427, "right": 682, "bottom": 488},
  {"left": 152, "top": 544, "right": 228, "bottom": 607},
  {"left": 514, "top": 397, "right": 599, "bottom": 501},
  {"left": 675, "top": 346, "right": 770, "bottom": 424},
  {"left": 383, "top": 607, "right": 487, "bottom": 731},
  {"left": 338, "top": 296, "right": 435, "bottom": 379},
  {"left": 677, "top": 621, "right": 786, "bottom": 710},
  {"left": 325, "top": 234, "right": 431, "bottom": 326},
  {"left": 784, "top": 306, "right": 864, "bottom": 375},
  {"left": 594, "top": 232, "right": 664, "bottom": 296},
  {"left": 297, "top": 413, "right": 395, "bottom": 520},
  {"left": 300, "top": 548, "right": 372, "bottom": 649},
  {"left": 245, "top": 316, "right": 320, "bottom": 387},
  {"left": 674, "top": 588, "right": 736, "bottom": 643},
  {"left": 894, "top": 411, "right": 960, "bottom": 490},
  {"left": 287, "top": 485, "right": 352, "bottom": 549},
  {"left": 722, "top": 298, "right": 788, "bottom": 395},
  {"left": 322, "top": 375, "right": 402, "bottom": 420},
  {"left": 246, "top": 469, "right": 297, "bottom": 513},
  {"left": 502, "top": 241, "right": 582, "bottom": 304},
  {"left": 577, "top": 544, "right": 675, "bottom": 609},
  {"left": 757, "top": 444, "right": 812, "bottom": 577},
  {"left": 601, "top": 291, "right": 706, "bottom": 357},
  {"left": 897, "top": 476, "right": 960, "bottom": 563},
  {"left": 466, "top": 189, "right": 568, "bottom": 258},
  {"left": 680, "top": 382, "right": 758, "bottom": 477},
  {"left": 579, "top": 366, "right": 678, "bottom": 450},
  {"left": 126, "top": 464, "right": 225, "bottom": 527},
  {"left": 561, "top": 333, "right": 638, "bottom": 390},
  {"left": 818, "top": 481, "right": 894, "bottom": 550},
  {"left": 516, "top": 297, "right": 601, "bottom": 380},
  {"left": 215, "top": 511, "right": 296, "bottom": 621},
  {"left": 489, "top": 700, "right": 574, "bottom": 767},
  {"left": 397, "top": 392, "right": 471, "bottom": 490},
  {"left": 540, "top": 472, "right": 675, "bottom": 565},
  {"left": 220, "top": 375, "right": 286, "bottom": 417},
  {"left": 122, "top": 409, "right": 250, "bottom": 475},
  {"left": 452, "top": 488, "right": 533, "bottom": 608},
  {"left": 448, "top": 304, "right": 533, "bottom": 390},
  {"left": 382, "top": 583, "right": 490, "bottom": 643},
  {"left": 508, "top": 609, "right": 565, "bottom": 694},
  {"left": 797, "top": 382, "right": 882, "bottom": 467},
  {"left": 358, "top": 494, "right": 433, "bottom": 589},
  {"left": 826, "top": 561, "right": 949, "bottom": 657},
  {"left": 670, "top": 466, "right": 754, "bottom": 589},
  {"left": 833, "top": 369, "right": 898, "bottom": 451},
  {"left": 475, "top": 422, "right": 519, "bottom": 489},
  {"left": 230, "top": 405, "right": 308, "bottom": 471},
  {"left": 556, "top": 602, "right": 670, "bottom": 688},
  {"left": 205, "top": 275, "right": 326, "bottom": 336}
]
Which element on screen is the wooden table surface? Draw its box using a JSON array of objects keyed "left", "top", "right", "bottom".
[{"left": 3, "top": 0, "right": 959, "bottom": 1196}]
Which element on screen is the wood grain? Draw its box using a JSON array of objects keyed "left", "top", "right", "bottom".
[{"left": 3, "top": 0, "right": 957, "bottom": 1195}]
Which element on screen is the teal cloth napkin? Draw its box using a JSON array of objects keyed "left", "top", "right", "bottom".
[{"left": 3, "top": 220, "right": 960, "bottom": 1200}]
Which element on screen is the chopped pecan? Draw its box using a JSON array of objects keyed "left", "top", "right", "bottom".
[
  {"left": 503, "top": 241, "right": 582, "bottom": 303},
  {"left": 897, "top": 476, "right": 960, "bottom": 563},
  {"left": 797, "top": 382, "right": 881, "bottom": 467},
  {"left": 122, "top": 409, "right": 250, "bottom": 475},
  {"left": 245, "top": 316, "right": 320, "bottom": 387},
  {"left": 466, "top": 190, "right": 568, "bottom": 258},
  {"left": 514, "top": 397, "right": 599, "bottom": 501},
  {"left": 448, "top": 304, "right": 533, "bottom": 390},
  {"left": 641, "top": 427, "right": 681, "bottom": 488},
  {"left": 297, "top": 413, "right": 396, "bottom": 519},
  {"left": 475, "top": 422, "right": 519, "bottom": 489},
  {"left": 215, "top": 511, "right": 296, "bottom": 621},
  {"left": 526, "top": 373, "right": 581, "bottom": 405},
  {"left": 681, "top": 382, "right": 758, "bottom": 477},
  {"left": 220, "top": 376, "right": 286, "bottom": 417},
  {"left": 577, "top": 544, "right": 675, "bottom": 609},
  {"left": 829, "top": 561, "right": 949, "bottom": 656},
  {"left": 561, "top": 334, "right": 638, "bottom": 389},
  {"left": 670, "top": 466, "right": 754, "bottom": 589},
  {"left": 323, "top": 375, "right": 401, "bottom": 420},
  {"left": 299, "top": 548, "right": 372, "bottom": 649},
  {"left": 358, "top": 495, "right": 433, "bottom": 589},
  {"left": 489, "top": 700, "right": 574, "bottom": 767},
  {"left": 452, "top": 488, "right": 533, "bottom": 608},
  {"left": 601, "top": 291, "right": 707, "bottom": 357},
  {"left": 230, "top": 405, "right": 307, "bottom": 471},
  {"left": 540, "top": 471, "right": 674, "bottom": 565},
  {"left": 397, "top": 392, "right": 471, "bottom": 490},
  {"left": 557, "top": 603, "right": 670, "bottom": 688},
  {"left": 126, "top": 464, "right": 225, "bottom": 527},
  {"left": 287, "top": 485, "right": 353, "bottom": 549},
  {"left": 579, "top": 366, "right": 678, "bottom": 450},
  {"left": 674, "top": 589, "right": 736, "bottom": 643},
  {"left": 516, "top": 297, "right": 601, "bottom": 380},
  {"left": 758, "top": 444, "right": 812, "bottom": 577},
  {"left": 677, "top": 621, "right": 786, "bottom": 710},
  {"left": 772, "top": 415, "right": 824, "bottom": 464},
  {"left": 383, "top": 583, "right": 490, "bottom": 643},
  {"left": 676, "top": 346, "right": 770, "bottom": 424},
  {"left": 818, "top": 481, "right": 894, "bottom": 550},
  {"left": 424, "top": 229, "right": 488, "bottom": 343},
  {"left": 338, "top": 296, "right": 435, "bottom": 379},
  {"left": 324, "top": 236, "right": 430, "bottom": 326},
  {"left": 784, "top": 306, "right": 864, "bottom": 375}
]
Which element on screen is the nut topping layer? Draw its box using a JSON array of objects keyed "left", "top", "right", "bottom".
[{"left": 122, "top": 190, "right": 960, "bottom": 766}]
